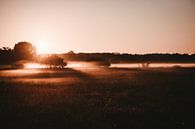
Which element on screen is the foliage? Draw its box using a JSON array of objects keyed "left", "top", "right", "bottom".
[
  {"left": 1, "top": 41, "right": 195, "bottom": 68},
  {"left": 62, "top": 53, "right": 195, "bottom": 63},
  {"left": 0, "top": 47, "right": 14, "bottom": 65},
  {"left": 13, "top": 41, "right": 36, "bottom": 61},
  {"left": 38, "top": 54, "right": 67, "bottom": 68}
]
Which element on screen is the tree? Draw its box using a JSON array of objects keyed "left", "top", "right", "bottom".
[
  {"left": 2, "top": 47, "right": 12, "bottom": 51},
  {"left": 85, "top": 58, "right": 111, "bottom": 67},
  {"left": 13, "top": 41, "right": 36, "bottom": 61},
  {"left": 67, "top": 50, "right": 75, "bottom": 54},
  {"left": 0, "top": 47, "right": 14, "bottom": 65},
  {"left": 40, "top": 54, "right": 67, "bottom": 68}
]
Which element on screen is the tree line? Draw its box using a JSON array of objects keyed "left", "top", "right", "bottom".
[
  {"left": 1, "top": 41, "right": 195, "bottom": 69},
  {"left": 61, "top": 52, "right": 195, "bottom": 63}
]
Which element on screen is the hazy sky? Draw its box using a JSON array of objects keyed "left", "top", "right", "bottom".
[{"left": 0, "top": 0, "right": 195, "bottom": 54}]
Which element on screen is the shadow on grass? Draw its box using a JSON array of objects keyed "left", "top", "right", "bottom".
[{"left": 0, "top": 68, "right": 195, "bottom": 129}]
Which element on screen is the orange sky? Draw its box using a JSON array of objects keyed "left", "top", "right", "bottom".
[{"left": 0, "top": 0, "right": 195, "bottom": 54}]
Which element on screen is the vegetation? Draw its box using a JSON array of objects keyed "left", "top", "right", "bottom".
[
  {"left": 0, "top": 46, "right": 14, "bottom": 65},
  {"left": 13, "top": 42, "right": 36, "bottom": 61},
  {"left": 1, "top": 42, "right": 195, "bottom": 68},
  {"left": 37, "top": 54, "right": 67, "bottom": 68},
  {"left": 0, "top": 68, "right": 195, "bottom": 129},
  {"left": 0, "top": 41, "right": 195, "bottom": 129},
  {"left": 85, "top": 58, "right": 111, "bottom": 67},
  {"left": 62, "top": 52, "right": 195, "bottom": 63},
  {"left": 0, "top": 41, "right": 66, "bottom": 68}
]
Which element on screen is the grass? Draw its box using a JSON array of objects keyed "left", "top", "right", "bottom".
[{"left": 0, "top": 67, "right": 195, "bottom": 129}]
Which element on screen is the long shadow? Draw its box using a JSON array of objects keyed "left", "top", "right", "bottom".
[
  {"left": 0, "top": 68, "right": 100, "bottom": 85},
  {"left": 0, "top": 68, "right": 87, "bottom": 77},
  {"left": 66, "top": 68, "right": 99, "bottom": 83}
]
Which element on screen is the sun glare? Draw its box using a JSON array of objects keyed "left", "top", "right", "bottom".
[
  {"left": 25, "top": 63, "right": 46, "bottom": 69},
  {"left": 35, "top": 41, "right": 48, "bottom": 54}
]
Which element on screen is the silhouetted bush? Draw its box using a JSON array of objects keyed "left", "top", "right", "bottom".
[
  {"left": 38, "top": 54, "right": 67, "bottom": 68},
  {"left": 0, "top": 47, "right": 14, "bottom": 65},
  {"left": 85, "top": 58, "right": 111, "bottom": 67},
  {"left": 13, "top": 41, "right": 36, "bottom": 61}
]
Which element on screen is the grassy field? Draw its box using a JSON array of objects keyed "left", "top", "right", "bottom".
[{"left": 0, "top": 67, "right": 195, "bottom": 129}]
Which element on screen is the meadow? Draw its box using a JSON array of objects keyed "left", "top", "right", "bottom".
[{"left": 0, "top": 67, "right": 195, "bottom": 129}]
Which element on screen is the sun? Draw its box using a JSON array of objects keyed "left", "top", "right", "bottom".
[{"left": 35, "top": 41, "right": 49, "bottom": 54}]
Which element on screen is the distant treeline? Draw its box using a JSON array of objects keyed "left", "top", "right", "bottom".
[
  {"left": 1, "top": 42, "right": 195, "bottom": 66},
  {"left": 61, "top": 52, "right": 195, "bottom": 63}
]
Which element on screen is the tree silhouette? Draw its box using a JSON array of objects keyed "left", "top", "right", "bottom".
[
  {"left": 67, "top": 50, "right": 75, "bottom": 54},
  {"left": 0, "top": 47, "right": 14, "bottom": 65},
  {"left": 1, "top": 47, "right": 12, "bottom": 51},
  {"left": 39, "top": 54, "right": 67, "bottom": 68},
  {"left": 85, "top": 58, "right": 111, "bottom": 67},
  {"left": 13, "top": 41, "right": 36, "bottom": 61}
]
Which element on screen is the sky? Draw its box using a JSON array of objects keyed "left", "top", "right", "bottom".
[{"left": 0, "top": 0, "right": 195, "bottom": 54}]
